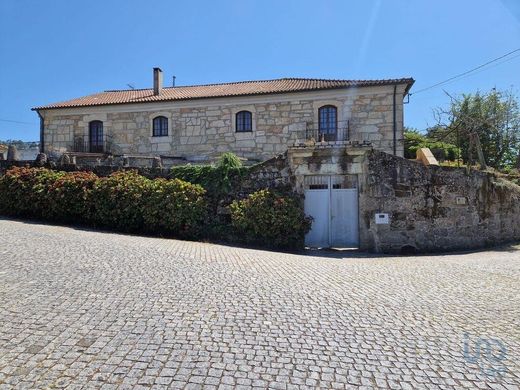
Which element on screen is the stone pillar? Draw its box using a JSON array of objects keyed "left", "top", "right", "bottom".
[
  {"left": 152, "top": 156, "right": 163, "bottom": 169},
  {"left": 105, "top": 155, "right": 114, "bottom": 166},
  {"left": 35, "top": 153, "right": 47, "bottom": 166},
  {"left": 6, "top": 145, "right": 20, "bottom": 161}
]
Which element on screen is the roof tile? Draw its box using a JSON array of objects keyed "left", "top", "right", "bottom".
[{"left": 33, "top": 77, "right": 414, "bottom": 110}]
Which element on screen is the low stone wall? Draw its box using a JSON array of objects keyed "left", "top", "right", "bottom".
[
  {"left": 240, "top": 153, "right": 292, "bottom": 191},
  {"left": 360, "top": 151, "right": 520, "bottom": 253},
  {"left": 0, "top": 154, "right": 293, "bottom": 196}
]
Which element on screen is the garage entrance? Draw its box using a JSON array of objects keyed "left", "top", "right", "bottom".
[{"left": 304, "top": 175, "right": 359, "bottom": 248}]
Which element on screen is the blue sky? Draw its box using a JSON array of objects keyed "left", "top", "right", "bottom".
[{"left": 0, "top": 0, "right": 519, "bottom": 141}]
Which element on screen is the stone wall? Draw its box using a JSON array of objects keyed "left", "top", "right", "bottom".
[
  {"left": 0, "top": 152, "right": 293, "bottom": 196},
  {"left": 360, "top": 151, "right": 520, "bottom": 253},
  {"left": 39, "top": 84, "right": 406, "bottom": 161},
  {"left": 285, "top": 147, "right": 520, "bottom": 253},
  {"left": 4, "top": 146, "right": 520, "bottom": 253}
]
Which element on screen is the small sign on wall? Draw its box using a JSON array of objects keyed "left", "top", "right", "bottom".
[
  {"left": 375, "top": 213, "right": 389, "bottom": 224},
  {"left": 456, "top": 196, "right": 467, "bottom": 205}
]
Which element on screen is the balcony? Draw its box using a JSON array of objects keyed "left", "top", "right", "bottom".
[
  {"left": 293, "top": 120, "right": 372, "bottom": 149},
  {"left": 304, "top": 120, "right": 350, "bottom": 143},
  {"left": 71, "top": 136, "right": 112, "bottom": 154}
]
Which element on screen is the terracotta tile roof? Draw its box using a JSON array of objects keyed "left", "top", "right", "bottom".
[{"left": 33, "top": 77, "right": 414, "bottom": 110}]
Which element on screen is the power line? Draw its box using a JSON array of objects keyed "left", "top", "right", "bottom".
[
  {"left": 0, "top": 118, "right": 37, "bottom": 125},
  {"left": 419, "top": 53, "right": 520, "bottom": 94},
  {"left": 410, "top": 48, "right": 520, "bottom": 96}
]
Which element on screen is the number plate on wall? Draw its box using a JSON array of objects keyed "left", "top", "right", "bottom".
[{"left": 375, "top": 213, "right": 389, "bottom": 224}]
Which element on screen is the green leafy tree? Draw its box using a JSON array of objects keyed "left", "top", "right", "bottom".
[
  {"left": 404, "top": 128, "right": 459, "bottom": 161},
  {"left": 430, "top": 89, "right": 520, "bottom": 169}
]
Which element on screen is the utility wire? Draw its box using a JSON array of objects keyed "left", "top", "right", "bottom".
[
  {"left": 421, "top": 53, "right": 520, "bottom": 94},
  {"left": 0, "top": 118, "right": 37, "bottom": 125},
  {"left": 410, "top": 48, "right": 520, "bottom": 96}
]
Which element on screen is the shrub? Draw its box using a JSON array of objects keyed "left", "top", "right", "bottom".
[
  {"left": 142, "top": 178, "right": 207, "bottom": 237},
  {"left": 0, "top": 168, "right": 209, "bottom": 238},
  {"left": 404, "top": 130, "right": 460, "bottom": 161},
  {"left": 170, "top": 153, "right": 249, "bottom": 208},
  {"left": 47, "top": 171, "right": 98, "bottom": 223},
  {"left": 170, "top": 164, "right": 219, "bottom": 190},
  {"left": 0, "top": 166, "right": 64, "bottom": 218},
  {"left": 215, "top": 152, "right": 244, "bottom": 194},
  {"left": 0, "top": 166, "right": 311, "bottom": 250},
  {"left": 90, "top": 170, "right": 151, "bottom": 231},
  {"left": 229, "top": 189, "right": 312, "bottom": 249},
  {"left": 218, "top": 152, "right": 242, "bottom": 169}
]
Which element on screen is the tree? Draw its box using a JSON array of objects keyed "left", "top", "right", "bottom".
[
  {"left": 430, "top": 89, "right": 520, "bottom": 169},
  {"left": 404, "top": 127, "right": 459, "bottom": 162}
]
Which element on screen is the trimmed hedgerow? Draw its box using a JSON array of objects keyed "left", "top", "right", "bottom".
[
  {"left": 0, "top": 168, "right": 208, "bottom": 239},
  {"left": 229, "top": 189, "right": 312, "bottom": 249},
  {"left": 47, "top": 171, "right": 98, "bottom": 223},
  {"left": 0, "top": 166, "right": 64, "bottom": 218},
  {"left": 0, "top": 166, "right": 312, "bottom": 250},
  {"left": 142, "top": 178, "right": 207, "bottom": 237},
  {"left": 90, "top": 170, "right": 150, "bottom": 232}
]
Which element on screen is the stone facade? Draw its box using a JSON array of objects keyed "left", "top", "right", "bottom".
[
  {"left": 286, "top": 147, "right": 520, "bottom": 253},
  {"left": 360, "top": 151, "right": 520, "bottom": 253},
  {"left": 39, "top": 84, "right": 407, "bottom": 162}
]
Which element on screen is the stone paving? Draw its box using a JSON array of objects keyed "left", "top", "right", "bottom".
[{"left": 0, "top": 218, "right": 519, "bottom": 389}]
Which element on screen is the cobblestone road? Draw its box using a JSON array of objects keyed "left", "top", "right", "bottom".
[{"left": 0, "top": 218, "right": 519, "bottom": 389}]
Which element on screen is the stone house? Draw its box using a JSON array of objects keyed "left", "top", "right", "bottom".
[
  {"left": 32, "top": 69, "right": 432, "bottom": 251},
  {"left": 30, "top": 70, "right": 520, "bottom": 252},
  {"left": 33, "top": 68, "right": 414, "bottom": 163}
]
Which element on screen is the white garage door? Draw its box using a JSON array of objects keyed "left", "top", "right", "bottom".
[{"left": 304, "top": 175, "right": 359, "bottom": 248}]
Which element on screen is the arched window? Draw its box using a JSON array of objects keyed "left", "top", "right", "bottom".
[
  {"left": 236, "top": 111, "right": 252, "bottom": 132},
  {"left": 152, "top": 116, "right": 168, "bottom": 137},
  {"left": 89, "top": 120, "right": 104, "bottom": 153},
  {"left": 318, "top": 105, "right": 337, "bottom": 141}
]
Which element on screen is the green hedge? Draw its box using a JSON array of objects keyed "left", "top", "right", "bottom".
[
  {"left": 0, "top": 167, "right": 64, "bottom": 218},
  {"left": 0, "top": 167, "right": 207, "bottom": 238},
  {"left": 48, "top": 171, "right": 98, "bottom": 223},
  {"left": 91, "top": 170, "right": 151, "bottom": 231},
  {"left": 0, "top": 166, "right": 312, "bottom": 249},
  {"left": 230, "top": 189, "right": 312, "bottom": 249},
  {"left": 142, "top": 178, "right": 207, "bottom": 237}
]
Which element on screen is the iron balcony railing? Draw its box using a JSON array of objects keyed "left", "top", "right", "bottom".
[
  {"left": 71, "top": 136, "right": 113, "bottom": 154},
  {"left": 304, "top": 120, "right": 350, "bottom": 142}
]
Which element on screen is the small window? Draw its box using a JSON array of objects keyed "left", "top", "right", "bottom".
[
  {"left": 236, "top": 111, "right": 252, "bottom": 132},
  {"left": 309, "top": 184, "right": 329, "bottom": 190},
  {"left": 152, "top": 116, "right": 168, "bottom": 137}
]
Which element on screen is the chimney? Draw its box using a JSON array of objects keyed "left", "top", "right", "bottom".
[{"left": 153, "top": 67, "right": 163, "bottom": 95}]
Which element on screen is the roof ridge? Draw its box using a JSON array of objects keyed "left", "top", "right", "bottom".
[
  {"left": 104, "top": 78, "right": 290, "bottom": 92},
  {"left": 102, "top": 76, "right": 415, "bottom": 93},
  {"left": 104, "top": 87, "right": 151, "bottom": 92},
  {"left": 282, "top": 76, "right": 415, "bottom": 82}
]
